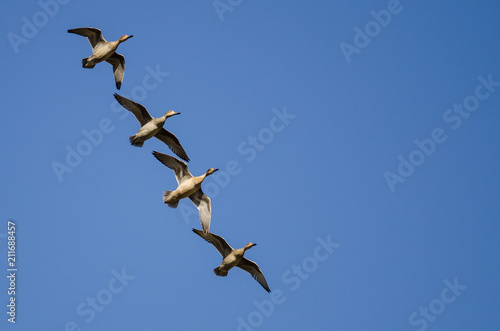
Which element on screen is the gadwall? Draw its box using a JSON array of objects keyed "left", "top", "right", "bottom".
[
  {"left": 115, "top": 94, "right": 189, "bottom": 162},
  {"left": 192, "top": 228, "right": 271, "bottom": 292},
  {"left": 152, "top": 151, "right": 218, "bottom": 233},
  {"left": 68, "top": 27, "right": 133, "bottom": 89}
]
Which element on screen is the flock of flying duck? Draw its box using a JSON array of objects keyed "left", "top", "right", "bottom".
[{"left": 68, "top": 27, "right": 271, "bottom": 292}]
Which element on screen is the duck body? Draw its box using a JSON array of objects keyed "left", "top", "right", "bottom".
[
  {"left": 216, "top": 247, "right": 246, "bottom": 276},
  {"left": 164, "top": 174, "right": 206, "bottom": 205},
  {"left": 82, "top": 40, "right": 121, "bottom": 68},
  {"left": 130, "top": 115, "right": 168, "bottom": 147}
]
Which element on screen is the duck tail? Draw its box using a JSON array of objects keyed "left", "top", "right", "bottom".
[
  {"left": 81, "top": 58, "right": 95, "bottom": 68},
  {"left": 163, "top": 191, "right": 179, "bottom": 208},
  {"left": 129, "top": 135, "right": 144, "bottom": 147},
  {"left": 213, "top": 266, "right": 228, "bottom": 277}
]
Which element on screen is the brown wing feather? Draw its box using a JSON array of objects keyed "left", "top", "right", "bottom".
[
  {"left": 189, "top": 191, "right": 211, "bottom": 234},
  {"left": 154, "top": 128, "right": 190, "bottom": 162},
  {"left": 192, "top": 229, "right": 233, "bottom": 257},
  {"left": 152, "top": 151, "right": 192, "bottom": 185},
  {"left": 68, "top": 27, "right": 105, "bottom": 49},
  {"left": 238, "top": 257, "right": 271, "bottom": 292},
  {"left": 113, "top": 93, "right": 153, "bottom": 125},
  {"left": 107, "top": 53, "right": 125, "bottom": 90}
]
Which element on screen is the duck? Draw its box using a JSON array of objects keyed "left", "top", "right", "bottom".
[
  {"left": 192, "top": 228, "right": 271, "bottom": 292},
  {"left": 114, "top": 94, "right": 190, "bottom": 161},
  {"left": 68, "top": 27, "right": 133, "bottom": 89},
  {"left": 152, "top": 151, "right": 217, "bottom": 233}
]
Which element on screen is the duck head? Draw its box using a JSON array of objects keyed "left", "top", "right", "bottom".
[
  {"left": 205, "top": 168, "right": 219, "bottom": 176},
  {"left": 164, "top": 110, "right": 180, "bottom": 118},
  {"left": 118, "top": 35, "right": 133, "bottom": 43},
  {"left": 244, "top": 243, "right": 257, "bottom": 251}
]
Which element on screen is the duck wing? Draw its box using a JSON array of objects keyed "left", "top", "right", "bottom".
[
  {"left": 189, "top": 190, "right": 211, "bottom": 234},
  {"left": 192, "top": 229, "right": 233, "bottom": 258},
  {"left": 68, "top": 27, "right": 106, "bottom": 49},
  {"left": 114, "top": 93, "right": 153, "bottom": 125},
  {"left": 152, "top": 151, "right": 192, "bottom": 185},
  {"left": 107, "top": 53, "right": 125, "bottom": 90},
  {"left": 238, "top": 258, "right": 271, "bottom": 292},
  {"left": 155, "top": 129, "right": 190, "bottom": 162}
]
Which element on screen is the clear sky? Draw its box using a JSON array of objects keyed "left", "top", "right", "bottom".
[{"left": 1, "top": 1, "right": 500, "bottom": 330}]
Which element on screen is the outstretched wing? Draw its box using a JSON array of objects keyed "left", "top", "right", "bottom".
[
  {"left": 189, "top": 190, "right": 211, "bottom": 234},
  {"left": 68, "top": 27, "right": 106, "bottom": 49},
  {"left": 192, "top": 229, "right": 233, "bottom": 258},
  {"left": 155, "top": 128, "right": 190, "bottom": 162},
  {"left": 238, "top": 258, "right": 271, "bottom": 292},
  {"left": 114, "top": 93, "right": 153, "bottom": 125},
  {"left": 107, "top": 53, "right": 125, "bottom": 90},
  {"left": 152, "top": 151, "right": 192, "bottom": 185}
]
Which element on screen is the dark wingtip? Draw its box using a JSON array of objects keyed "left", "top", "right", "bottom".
[
  {"left": 152, "top": 151, "right": 162, "bottom": 161},
  {"left": 116, "top": 82, "right": 122, "bottom": 90},
  {"left": 192, "top": 228, "right": 203, "bottom": 236}
]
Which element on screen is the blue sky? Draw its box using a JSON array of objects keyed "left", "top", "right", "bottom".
[{"left": 1, "top": 0, "right": 500, "bottom": 330}]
